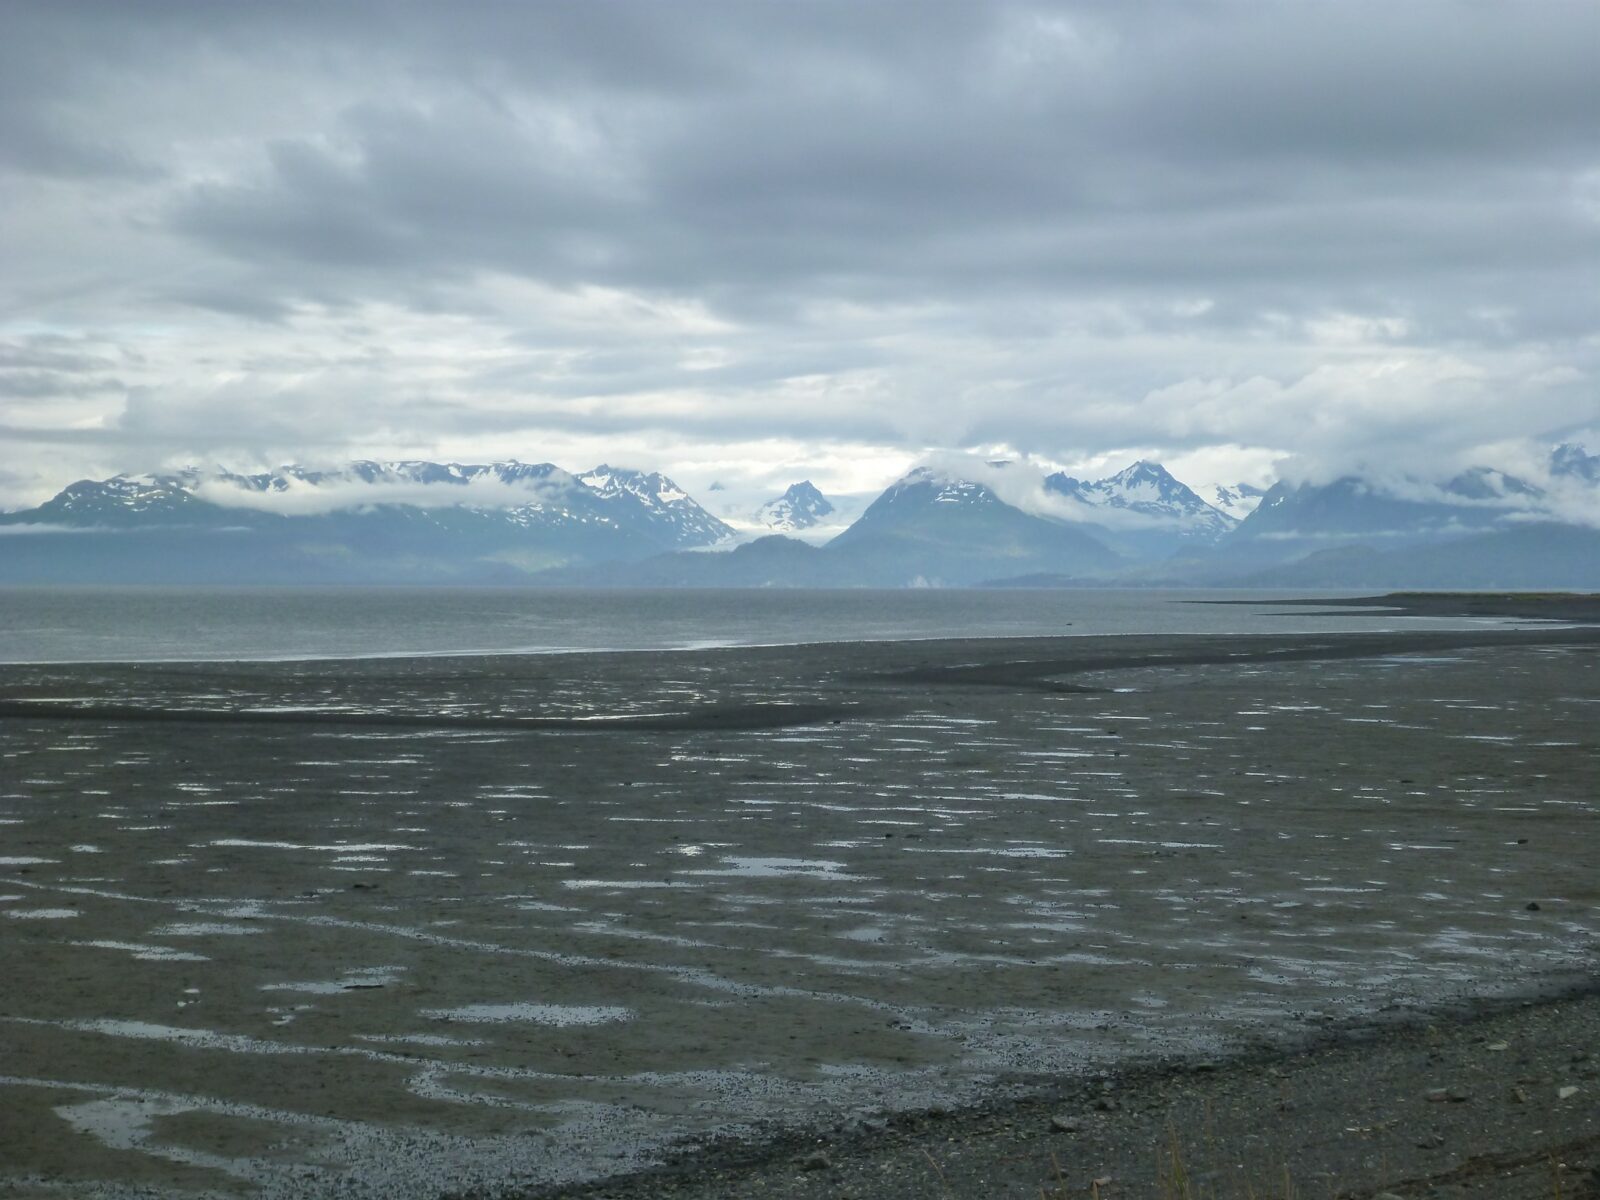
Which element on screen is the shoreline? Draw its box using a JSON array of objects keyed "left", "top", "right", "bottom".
[
  {"left": 1208, "top": 590, "right": 1600, "bottom": 626},
  {"left": 534, "top": 975, "right": 1600, "bottom": 1199},
  {"left": 2, "top": 588, "right": 1589, "bottom": 671}
]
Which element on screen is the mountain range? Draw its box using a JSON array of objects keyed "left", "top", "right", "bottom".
[
  {"left": 0, "top": 461, "right": 731, "bottom": 584},
  {"left": 3, "top": 445, "right": 1597, "bottom": 588}
]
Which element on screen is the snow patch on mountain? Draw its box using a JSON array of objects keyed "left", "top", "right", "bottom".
[
  {"left": 1208, "top": 482, "right": 1268, "bottom": 520},
  {"left": 51, "top": 473, "right": 198, "bottom": 515},
  {"left": 861, "top": 455, "right": 1236, "bottom": 545},
  {"left": 579, "top": 465, "right": 734, "bottom": 545},
  {"left": 900, "top": 456, "right": 1081, "bottom": 525},
  {"left": 14, "top": 460, "right": 735, "bottom": 550},
  {"left": 1045, "top": 461, "right": 1236, "bottom": 536},
  {"left": 757, "top": 481, "right": 835, "bottom": 533},
  {"left": 581, "top": 466, "right": 682, "bottom": 506}
]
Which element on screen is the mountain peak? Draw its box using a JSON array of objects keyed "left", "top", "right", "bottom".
[
  {"left": 828, "top": 465, "right": 1119, "bottom": 582},
  {"left": 579, "top": 465, "right": 730, "bottom": 541},
  {"left": 1046, "top": 460, "right": 1232, "bottom": 527},
  {"left": 582, "top": 465, "right": 676, "bottom": 494},
  {"left": 1114, "top": 458, "right": 1166, "bottom": 478},
  {"left": 1551, "top": 443, "right": 1600, "bottom": 484},
  {"left": 1099, "top": 459, "right": 1188, "bottom": 495},
  {"left": 757, "top": 479, "right": 836, "bottom": 532}
]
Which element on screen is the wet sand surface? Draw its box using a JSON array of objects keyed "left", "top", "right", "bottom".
[{"left": 1, "top": 619, "right": 1597, "bottom": 1197}]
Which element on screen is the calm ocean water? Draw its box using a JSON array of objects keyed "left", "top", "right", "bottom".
[
  {"left": 0, "top": 588, "right": 1510, "bottom": 672},
  {"left": 0, "top": 586, "right": 1489, "bottom": 665}
]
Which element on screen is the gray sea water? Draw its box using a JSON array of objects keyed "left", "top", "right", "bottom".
[{"left": 0, "top": 586, "right": 1496, "bottom": 665}]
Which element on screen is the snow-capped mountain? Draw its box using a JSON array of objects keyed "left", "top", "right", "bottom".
[
  {"left": 1214, "top": 461, "right": 1562, "bottom": 577},
  {"left": 1208, "top": 482, "right": 1268, "bottom": 520},
  {"left": 844, "top": 468, "right": 1003, "bottom": 521},
  {"left": 825, "top": 466, "right": 1120, "bottom": 584},
  {"left": 578, "top": 465, "right": 734, "bottom": 546},
  {"left": 7, "top": 444, "right": 1597, "bottom": 587},
  {"left": 24, "top": 472, "right": 224, "bottom": 527},
  {"left": 1235, "top": 468, "right": 1538, "bottom": 548},
  {"left": 14, "top": 460, "right": 730, "bottom": 544},
  {"left": 1196, "top": 445, "right": 1600, "bottom": 586},
  {"left": 1041, "top": 460, "right": 1237, "bottom": 560},
  {"left": 1046, "top": 460, "right": 1235, "bottom": 535},
  {"left": 756, "top": 481, "right": 835, "bottom": 533},
  {"left": 0, "top": 461, "right": 730, "bottom": 583}
]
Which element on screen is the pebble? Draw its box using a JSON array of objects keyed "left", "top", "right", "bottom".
[
  {"left": 1050, "top": 1115, "right": 1083, "bottom": 1134},
  {"left": 799, "top": 1151, "right": 832, "bottom": 1172},
  {"left": 1557, "top": 1086, "right": 1579, "bottom": 1100},
  {"left": 1415, "top": 1133, "right": 1446, "bottom": 1150}
]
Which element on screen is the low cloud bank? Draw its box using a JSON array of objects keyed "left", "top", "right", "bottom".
[
  {"left": 911, "top": 443, "right": 1600, "bottom": 532},
  {"left": 0, "top": 523, "right": 95, "bottom": 535},
  {"left": 913, "top": 453, "right": 1207, "bottom": 531},
  {"left": 191, "top": 468, "right": 586, "bottom": 517}
]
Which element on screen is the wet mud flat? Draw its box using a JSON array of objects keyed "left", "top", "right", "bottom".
[{"left": 1, "top": 625, "right": 1597, "bottom": 1197}]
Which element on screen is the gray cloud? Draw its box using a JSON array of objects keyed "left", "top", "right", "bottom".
[
  {"left": 0, "top": 337, "right": 126, "bottom": 374},
  {"left": 1, "top": 1, "right": 1596, "bottom": 508}
]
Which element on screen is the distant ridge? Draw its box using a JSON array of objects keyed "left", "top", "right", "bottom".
[
  {"left": 3, "top": 444, "right": 1596, "bottom": 587},
  {"left": 0, "top": 461, "right": 731, "bottom": 583}
]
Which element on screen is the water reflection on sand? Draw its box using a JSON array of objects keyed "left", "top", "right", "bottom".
[{"left": 1, "top": 632, "right": 1596, "bottom": 1196}]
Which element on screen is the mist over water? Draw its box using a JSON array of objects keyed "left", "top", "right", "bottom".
[{"left": 0, "top": 587, "right": 1508, "bottom": 665}]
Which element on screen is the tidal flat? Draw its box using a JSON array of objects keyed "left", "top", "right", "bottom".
[{"left": 1, "top": 619, "right": 1597, "bottom": 1197}]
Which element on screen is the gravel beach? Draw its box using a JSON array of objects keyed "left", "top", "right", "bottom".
[
  {"left": 1, "top": 598, "right": 1596, "bottom": 1198},
  {"left": 540, "top": 983, "right": 1600, "bottom": 1200}
]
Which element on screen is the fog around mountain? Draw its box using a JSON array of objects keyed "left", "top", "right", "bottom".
[{"left": 4, "top": 443, "right": 1595, "bottom": 587}]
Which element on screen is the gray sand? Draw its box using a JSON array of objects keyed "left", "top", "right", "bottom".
[{"left": 1, "top": 623, "right": 1597, "bottom": 1197}]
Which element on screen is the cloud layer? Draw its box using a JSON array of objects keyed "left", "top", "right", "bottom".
[{"left": 2, "top": 1, "right": 1596, "bottom": 508}]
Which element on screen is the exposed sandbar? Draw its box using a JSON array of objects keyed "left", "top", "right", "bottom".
[{"left": 1, "top": 622, "right": 1596, "bottom": 1197}]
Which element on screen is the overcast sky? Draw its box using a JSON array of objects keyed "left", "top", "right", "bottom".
[{"left": 2, "top": 0, "right": 1596, "bottom": 509}]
